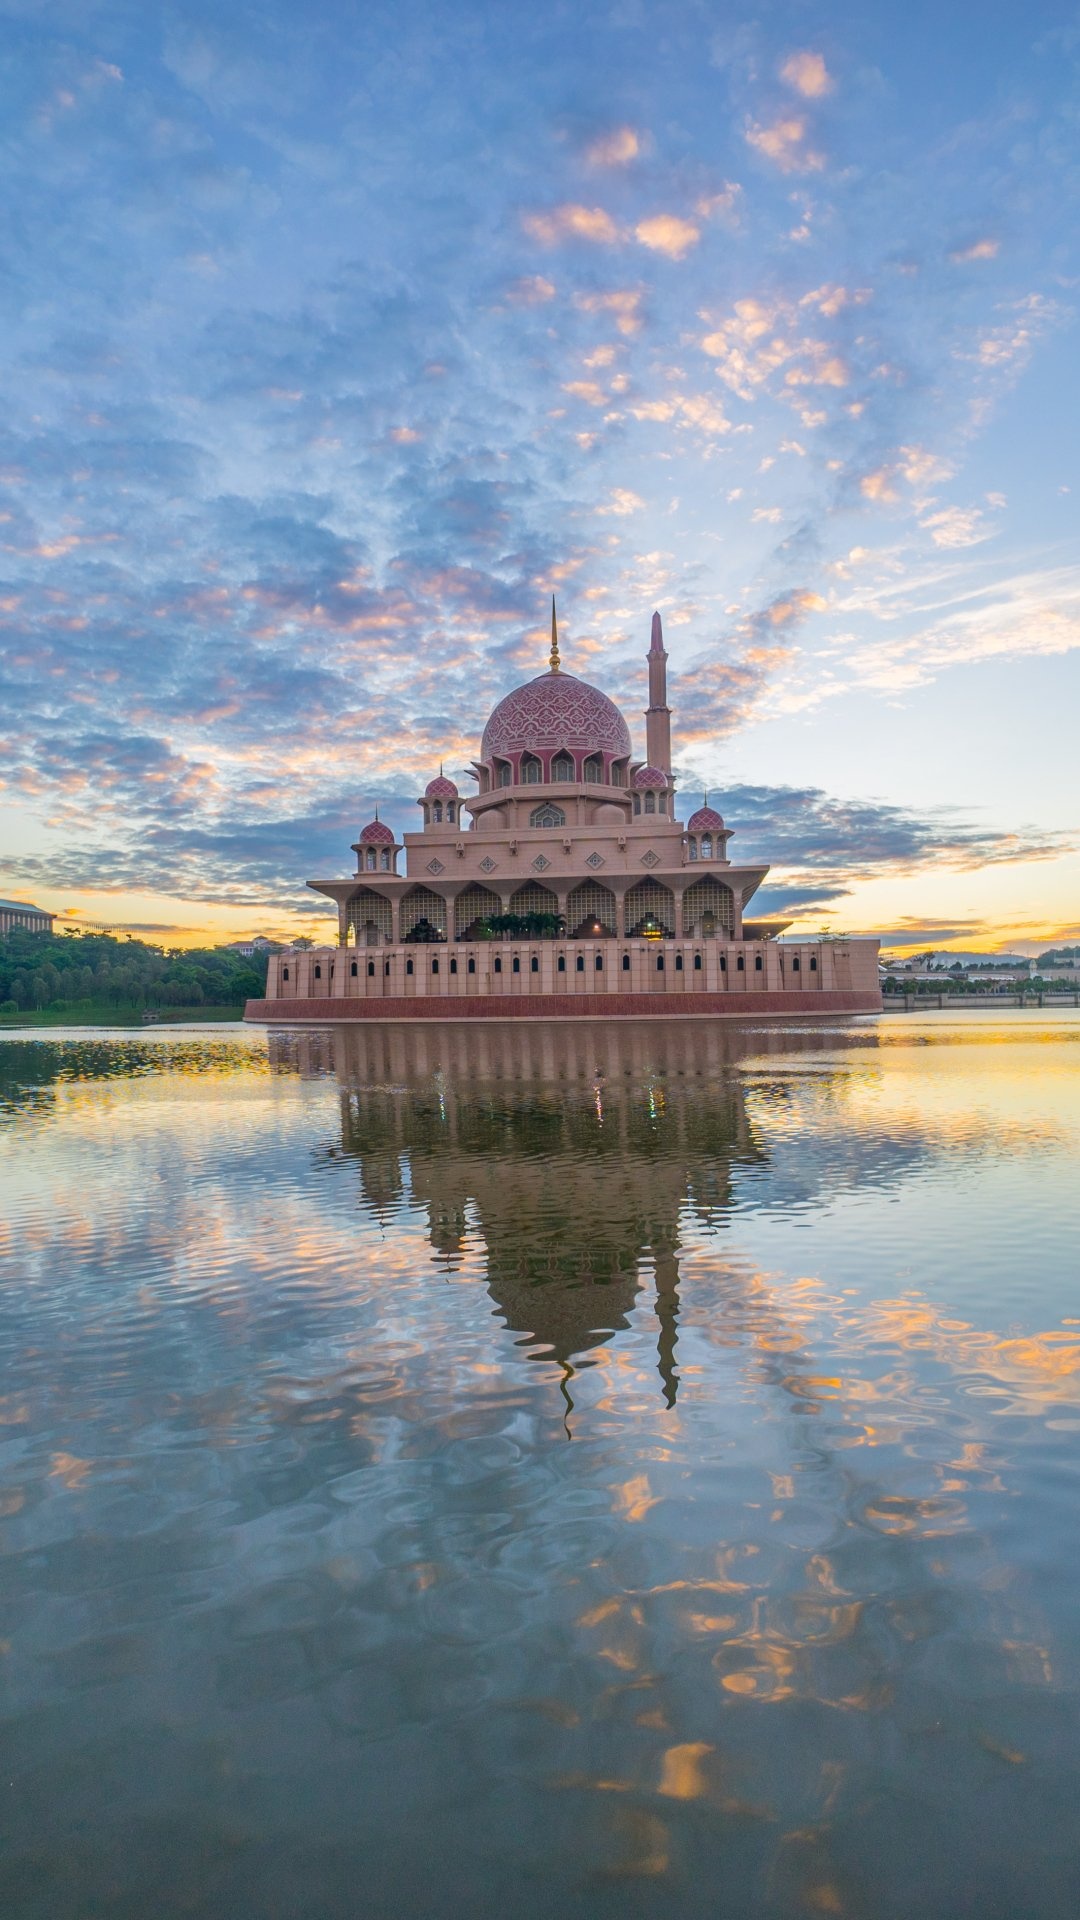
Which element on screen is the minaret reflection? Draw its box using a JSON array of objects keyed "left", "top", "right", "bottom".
[{"left": 290, "top": 1021, "right": 777, "bottom": 1410}]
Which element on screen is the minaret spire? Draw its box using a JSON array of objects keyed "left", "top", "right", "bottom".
[
  {"left": 549, "top": 595, "right": 561, "bottom": 673},
  {"left": 645, "top": 609, "right": 671, "bottom": 776}
]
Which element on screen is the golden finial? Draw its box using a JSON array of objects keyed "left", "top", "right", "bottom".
[{"left": 550, "top": 594, "right": 561, "bottom": 673}]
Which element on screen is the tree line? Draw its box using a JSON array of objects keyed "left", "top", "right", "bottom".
[{"left": 0, "top": 927, "right": 269, "bottom": 1015}]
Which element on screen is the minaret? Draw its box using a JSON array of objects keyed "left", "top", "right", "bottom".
[{"left": 645, "top": 610, "right": 672, "bottom": 774}]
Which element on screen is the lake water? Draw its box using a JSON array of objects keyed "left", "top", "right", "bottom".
[{"left": 1, "top": 1012, "right": 1079, "bottom": 1919}]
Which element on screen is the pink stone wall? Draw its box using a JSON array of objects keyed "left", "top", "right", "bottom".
[
  {"left": 255, "top": 936, "right": 880, "bottom": 1020},
  {"left": 245, "top": 988, "right": 882, "bottom": 1022}
]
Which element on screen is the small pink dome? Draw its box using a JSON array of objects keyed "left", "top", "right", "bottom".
[
  {"left": 482, "top": 671, "right": 631, "bottom": 761},
  {"left": 688, "top": 806, "right": 724, "bottom": 832},
  {"left": 358, "top": 818, "right": 395, "bottom": 845},
  {"left": 632, "top": 765, "right": 668, "bottom": 790},
  {"left": 424, "top": 774, "right": 459, "bottom": 801}
]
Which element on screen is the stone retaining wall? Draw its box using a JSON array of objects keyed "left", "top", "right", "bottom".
[{"left": 245, "top": 990, "right": 882, "bottom": 1023}]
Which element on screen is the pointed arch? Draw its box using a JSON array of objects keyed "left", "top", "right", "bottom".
[
  {"left": 567, "top": 881, "right": 616, "bottom": 938},
  {"left": 401, "top": 886, "right": 447, "bottom": 941},
  {"left": 682, "top": 877, "right": 735, "bottom": 938},
  {"left": 454, "top": 884, "right": 501, "bottom": 939},
  {"left": 625, "top": 878, "right": 675, "bottom": 938}
]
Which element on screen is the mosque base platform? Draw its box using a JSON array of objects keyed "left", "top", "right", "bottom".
[{"left": 245, "top": 991, "right": 882, "bottom": 1024}]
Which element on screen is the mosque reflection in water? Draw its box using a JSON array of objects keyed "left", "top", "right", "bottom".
[{"left": 273, "top": 1020, "right": 832, "bottom": 1412}]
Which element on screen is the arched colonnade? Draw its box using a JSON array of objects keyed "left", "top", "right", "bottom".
[{"left": 344, "top": 876, "right": 739, "bottom": 944}]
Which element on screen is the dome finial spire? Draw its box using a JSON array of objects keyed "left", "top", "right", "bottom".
[{"left": 550, "top": 595, "right": 561, "bottom": 674}]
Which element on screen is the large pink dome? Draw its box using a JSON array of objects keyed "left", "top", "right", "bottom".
[{"left": 481, "top": 671, "right": 632, "bottom": 762}]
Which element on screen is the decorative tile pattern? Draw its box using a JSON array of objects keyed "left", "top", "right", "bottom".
[
  {"left": 479, "top": 856, "right": 497, "bottom": 873},
  {"left": 482, "top": 673, "right": 632, "bottom": 759},
  {"left": 641, "top": 849, "right": 661, "bottom": 868},
  {"left": 585, "top": 851, "right": 605, "bottom": 869},
  {"left": 532, "top": 853, "right": 550, "bottom": 872},
  {"left": 426, "top": 858, "right": 445, "bottom": 875}
]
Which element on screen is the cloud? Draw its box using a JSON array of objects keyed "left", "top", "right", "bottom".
[
  {"left": 695, "top": 182, "right": 742, "bottom": 222},
  {"left": 633, "top": 214, "right": 700, "bottom": 260},
  {"left": 918, "top": 505, "right": 990, "bottom": 548},
  {"left": 860, "top": 468, "right": 899, "bottom": 502},
  {"left": 504, "top": 275, "right": 556, "bottom": 305},
  {"left": 596, "top": 488, "right": 644, "bottom": 516},
  {"left": 573, "top": 288, "right": 644, "bottom": 334},
  {"left": 949, "top": 237, "right": 1000, "bottom": 263},
  {"left": 585, "top": 126, "right": 641, "bottom": 167},
  {"left": 779, "top": 50, "right": 833, "bottom": 98},
  {"left": 706, "top": 785, "right": 1070, "bottom": 878},
  {"left": 699, "top": 293, "right": 857, "bottom": 404},
  {"left": 522, "top": 204, "right": 620, "bottom": 246},
  {"left": 744, "top": 115, "right": 824, "bottom": 173}
]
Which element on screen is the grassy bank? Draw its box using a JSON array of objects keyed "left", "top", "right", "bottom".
[{"left": 0, "top": 1003, "right": 246, "bottom": 1029}]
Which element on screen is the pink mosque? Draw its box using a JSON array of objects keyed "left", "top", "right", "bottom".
[{"left": 247, "top": 608, "right": 880, "bottom": 1021}]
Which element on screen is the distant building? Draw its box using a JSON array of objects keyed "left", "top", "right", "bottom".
[
  {"left": 0, "top": 898, "right": 54, "bottom": 937},
  {"left": 226, "top": 936, "right": 280, "bottom": 957}
]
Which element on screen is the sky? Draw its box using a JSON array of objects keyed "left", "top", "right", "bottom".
[{"left": 1, "top": 0, "right": 1078, "bottom": 954}]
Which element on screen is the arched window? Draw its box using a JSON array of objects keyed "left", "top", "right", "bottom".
[
  {"left": 594, "top": 953, "right": 603, "bottom": 971},
  {"left": 701, "top": 833, "right": 712, "bottom": 859},
  {"left": 512, "top": 956, "right": 520, "bottom": 973},
  {"left": 576, "top": 954, "right": 585, "bottom": 972},
  {"left": 737, "top": 954, "right": 745, "bottom": 971},
  {"left": 755, "top": 954, "right": 763, "bottom": 971},
  {"left": 521, "top": 754, "right": 541, "bottom": 784},
  {"left": 406, "top": 959, "right": 414, "bottom": 975},
  {"left": 675, "top": 953, "right": 683, "bottom": 971},
  {"left": 530, "top": 803, "right": 566, "bottom": 828},
  {"left": 380, "top": 848, "right": 391, "bottom": 870},
  {"left": 433, "top": 802, "right": 442, "bottom": 823},
  {"left": 633, "top": 793, "right": 641, "bottom": 815},
  {"left": 432, "top": 957, "right": 440, "bottom": 974},
  {"left": 314, "top": 964, "right": 322, "bottom": 979},
  {"left": 367, "top": 961, "right": 374, "bottom": 977},
  {"left": 366, "top": 848, "right": 376, "bottom": 870},
  {"left": 494, "top": 957, "right": 502, "bottom": 973},
  {"left": 656, "top": 955, "right": 665, "bottom": 971},
  {"left": 384, "top": 960, "right": 390, "bottom": 975},
  {"left": 791, "top": 955, "right": 800, "bottom": 972},
  {"left": 531, "top": 955, "right": 539, "bottom": 972},
  {"left": 810, "top": 955, "right": 818, "bottom": 972},
  {"left": 447, "top": 803, "right": 455, "bottom": 824},
  {"left": 557, "top": 955, "right": 566, "bottom": 972},
  {"left": 694, "top": 953, "right": 702, "bottom": 971},
  {"left": 350, "top": 961, "right": 358, "bottom": 977},
  {"left": 688, "top": 838, "right": 698, "bottom": 860},
  {"left": 622, "top": 954, "right": 630, "bottom": 971},
  {"left": 467, "top": 958, "right": 475, "bottom": 974},
  {"left": 584, "top": 755, "right": 602, "bottom": 783},
  {"left": 611, "top": 762, "right": 626, "bottom": 787},
  {"left": 497, "top": 763, "right": 511, "bottom": 788},
  {"left": 720, "top": 955, "right": 726, "bottom": 972},
  {"left": 645, "top": 791, "right": 656, "bottom": 813},
  {"left": 552, "top": 754, "right": 573, "bottom": 782},
  {"left": 282, "top": 965, "right": 289, "bottom": 981}
]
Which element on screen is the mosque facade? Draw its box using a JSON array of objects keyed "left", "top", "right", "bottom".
[{"left": 246, "top": 608, "right": 880, "bottom": 1021}]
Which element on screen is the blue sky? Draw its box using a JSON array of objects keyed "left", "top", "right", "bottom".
[{"left": 1, "top": 0, "right": 1077, "bottom": 949}]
